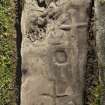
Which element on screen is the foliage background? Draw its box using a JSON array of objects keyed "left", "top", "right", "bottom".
[{"left": 0, "top": 0, "right": 16, "bottom": 105}]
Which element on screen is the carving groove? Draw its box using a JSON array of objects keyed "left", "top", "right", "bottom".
[
  {"left": 59, "top": 23, "right": 88, "bottom": 30},
  {"left": 54, "top": 50, "right": 67, "bottom": 64}
]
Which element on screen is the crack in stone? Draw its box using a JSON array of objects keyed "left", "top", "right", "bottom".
[
  {"left": 14, "top": 0, "right": 22, "bottom": 105},
  {"left": 84, "top": 0, "right": 99, "bottom": 105}
]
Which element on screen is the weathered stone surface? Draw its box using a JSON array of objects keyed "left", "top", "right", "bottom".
[{"left": 21, "top": 0, "right": 90, "bottom": 105}]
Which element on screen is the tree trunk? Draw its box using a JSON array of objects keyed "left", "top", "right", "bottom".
[{"left": 20, "top": 0, "right": 91, "bottom": 105}]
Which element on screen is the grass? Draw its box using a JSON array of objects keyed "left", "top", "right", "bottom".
[{"left": 0, "top": 0, "right": 16, "bottom": 104}]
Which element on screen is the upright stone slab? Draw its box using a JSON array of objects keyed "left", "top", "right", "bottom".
[{"left": 21, "top": 0, "right": 90, "bottom": 105}]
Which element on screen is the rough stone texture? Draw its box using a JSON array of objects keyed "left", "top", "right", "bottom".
[
  {"left": 21, "top": 0, "right": 91, "bottom": 105},
  {"left": 95, "top": 0, "right": 105, "bottom": 105}
]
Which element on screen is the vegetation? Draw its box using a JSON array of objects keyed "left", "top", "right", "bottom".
[
  {"left": 0, "top": 0, "right": 16, "bottom": 104},
  {"left": 91, "top": 84, "right": 101, "bottom": 105}
]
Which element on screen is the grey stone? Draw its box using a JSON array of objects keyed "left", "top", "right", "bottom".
[{"left": 21, "top": 0, "right": 91, "bottom": 105}]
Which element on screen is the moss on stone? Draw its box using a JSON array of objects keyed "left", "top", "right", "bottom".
[
  {"left": 97, "top": 0, "right": 105, "bottom": 5},
  {"left": 91, "top": 83, "right": 101, "bottom": 105}
]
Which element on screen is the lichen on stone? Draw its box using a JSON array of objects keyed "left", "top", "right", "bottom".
[{"left": 97, "top": 0, "right": 105, "bottom": 5}]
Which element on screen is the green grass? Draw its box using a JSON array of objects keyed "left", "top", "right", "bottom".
[{"left": 0, "top": 0, "right": 16, "bottom": 104}]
